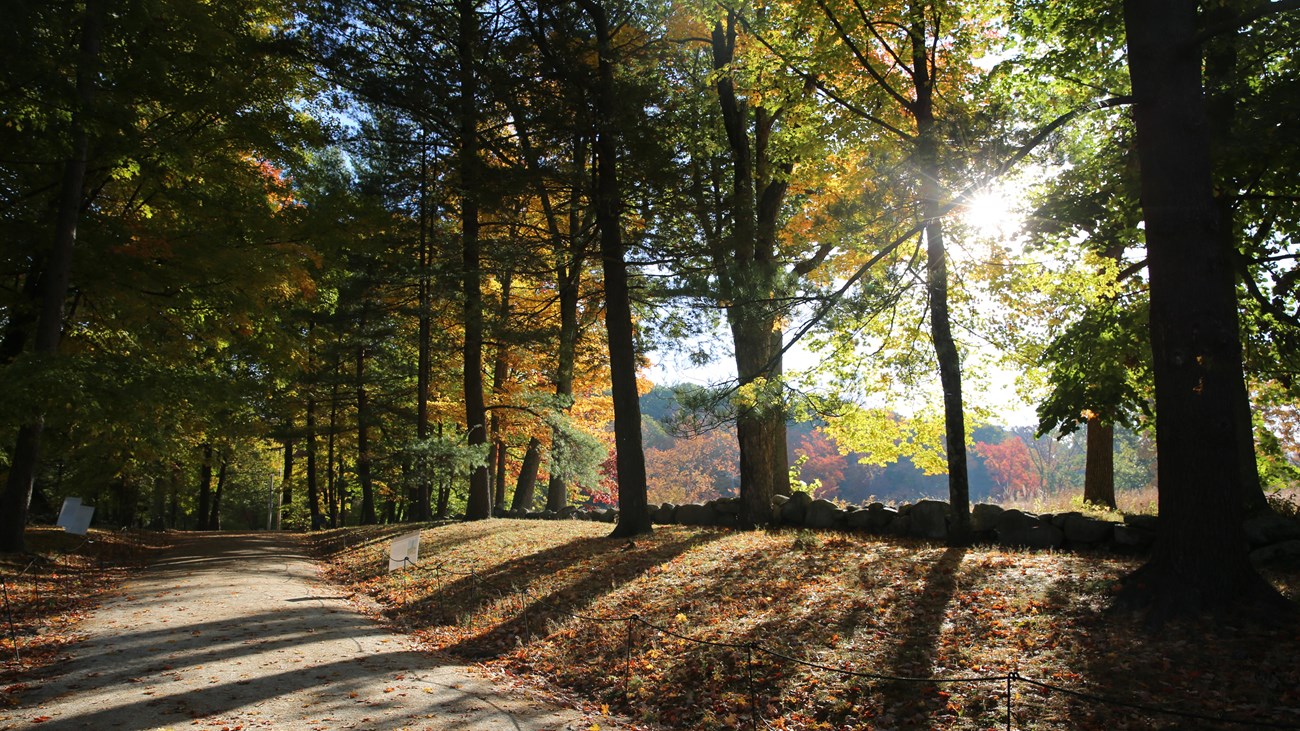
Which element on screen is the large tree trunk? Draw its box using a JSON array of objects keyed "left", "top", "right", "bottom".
[
  {"left": 911, "top": 10, "right": 971, "bottom": 547},
  {"left": 1118, "top": 0, "right": 1286, "bottom": 619},
  {"left": 1202, "top": 0, "right": 1269, "bottom": 515},
  {"left": 0, "top": 1, "right": 103, "bottom": 552},
  {"left": 512, "top": 436, "right": 543, "bottom": 512},
  {"left": 460, "top": 0, "right": 492, "bottom": 521},
  {"left": 1083, "top": 416, "right": 1117, "bottom": 509},
  {"left": 580, "top": 0, "right": 651, "bottom": 538},
  {"left": 731, "top": 312, "right": 788, "bottom": 526},
  {"left": 710, "top": 14, "right": 792, "bottom": 528}
]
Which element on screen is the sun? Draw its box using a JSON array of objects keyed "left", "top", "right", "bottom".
[{"left": 959, "top": 187, "right": 1024, "bottom": 238}]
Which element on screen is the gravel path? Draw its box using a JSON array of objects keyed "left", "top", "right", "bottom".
[{"left": 2, "top": 532, "right": 617, "bottom": 730}]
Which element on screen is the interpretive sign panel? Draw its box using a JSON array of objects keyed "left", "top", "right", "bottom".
[
  {"left": 388, "top": 531, "right": 421, "bottom": 572},
  {"left": 57, "top": 497, "right": 95, "bottom": 535}
]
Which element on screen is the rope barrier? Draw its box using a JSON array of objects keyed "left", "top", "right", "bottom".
[
  {"left": 2, "top": 527, "right": 149, "bottom": 671},
  {"left": 402, "top": 552, "right": 1300, "bottom": 731},
  {"left": 1015, "top": 675, "right": 1300, "bottom": 729}
]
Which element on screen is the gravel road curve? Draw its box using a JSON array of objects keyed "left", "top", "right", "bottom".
[{"left": 2, "top": 532, "right": 621, "bottom": 731}]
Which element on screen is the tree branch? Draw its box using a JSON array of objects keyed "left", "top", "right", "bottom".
[{"left": 1190, "top": 0, "right": 1300, "bottom": 46}]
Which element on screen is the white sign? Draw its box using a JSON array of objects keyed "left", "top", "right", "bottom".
[
  {"left": 388, "top": 530, "right": 421, "bottom": 572},
  {"left": 56, "top": 497, "right": 95, "bottom": 535}
]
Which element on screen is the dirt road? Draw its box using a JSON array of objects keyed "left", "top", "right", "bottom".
[{"left": 2, "top": 533, "right": 616, "bottom": 730}]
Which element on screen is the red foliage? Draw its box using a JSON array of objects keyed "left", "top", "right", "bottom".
[
  {"left": 795, "top": 428, "right": 846, "bottom": 499},
  {"left": 974, "top": 436, "right": 1043, "bottom": 501}
]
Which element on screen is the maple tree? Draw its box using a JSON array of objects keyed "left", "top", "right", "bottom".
[
  {"left": 645, "top": 428, "right": 740, "bottom": 505},
  {"left": 792, "top": 428, "right": 846, "bottom": 499},
  {"left": 973, "top": 437, "right": 1043, "bottom": 502}
]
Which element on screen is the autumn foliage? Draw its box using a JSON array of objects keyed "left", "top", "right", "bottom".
[{"left": 973, "top": 437, "right": 1043, "bottom": 501}]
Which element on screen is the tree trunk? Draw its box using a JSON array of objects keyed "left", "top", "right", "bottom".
[
  {"left": 512, "top": 436, "right": 543, "bottom": 513},
  {"left": 1202, "top": 0, "right": 1269, "bottom": 515},
  {"left": 327, "top": 372, "right": 341, "bottom": 528},
  {"left": 0, "top": 1, "right": 103, "bottom": 552},
  {"left": 355, "top": 342, "right": 377, "bottom": 525},
  {"left": 460, "top": 0, "right": 492, "bottom": 521},
  {"left": 306, "top": 395, "right": 321, "bottom": 529},
  {"left": 732, "top": 313, "right": 787, "bottom": 525},
  {"left": 547, "top": 133, "right": 588, "bottom": 513},
  {"left": 415, "top": 138, "right": 434, "bottom": 522},
  {"left": 279, "top": 431, "right": 293, "bottom": 529},
  {"left": 209, "top": 459, "right": 227, "bottom": 531},
  {"left": 581, "top": 0, "right": 651, "bottom": 538},
  {"left": 1118, "top": 0, "right": 1286, "bottom": 619},
  {"left": 709, "top": 14, "right": 793, "bottom": 528},
  {"left": 910, "top": 7, "right": 971, "bottom": 547},
  {"left": 196, "top": 443, "right": 214, "bottom": 531},
  {"left": 489, "top": 271, "right": 514, "bottom": 514},
  {"left": 168, "top": 465, "right": 180, "bottom": 530},
  {"left": 1083, "top": 416, "right": 1117, "bottom": 509}
]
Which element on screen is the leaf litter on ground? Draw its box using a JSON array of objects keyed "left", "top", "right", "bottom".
[
  {"left": 313, "top": 519, "right": 1300, "bottom": 731},
  {"left": 1, "top": 527, "right": 169, "bottom": 701}
]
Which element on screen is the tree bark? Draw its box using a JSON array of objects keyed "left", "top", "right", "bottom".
[
  {"left": 209, "top": 459, "right": 227, "bottom": 531},
  {"left": 709, "top": 14, "right": 793, "bottom": 528},
  {"left": 460, "top": 0, "right": 492, "bottom": 521},
  {"left": 512, "top": 436, "right": 543, "bottom": 512},
  {"left": 168, "top": 465, "right": 180, "bottom": 530},
  {"left": 911, "top": 8, "right": 971, "bottom": 547},
  {"left": 415, "top": 140, "right": 434, "bottom": 522},
  {"left": 1202, "top": 0, "right": 1269, "bottom": 515},
  {"left": 488, "top": 271, "right": 514, "bottom": 513},
  {"left": 1083, "top": 416, "right": 1117, "bottom": 509},
  {"left": 279, "top": 431, "right": 293, "bottom": 529},
  {"left": 306, "top": 395, "right": 321, "bottom": 529},
  {"left": 355, "top": 342, "right": 377, "bottom": 525},
  {"left": 1118, "top": 0, "right": 1286, "bottom": 619},
  {"left": 327, "top": 371, "right": 340, "bottom": 528},
  {"left": 196, "top": 443, "right": 214, "bottom": 531},
  {"left": 0, "top": 0, "right": 103, "bottom": 552},
  {"left": 580, "top": 0, "right": 651, "bottom": 538}
]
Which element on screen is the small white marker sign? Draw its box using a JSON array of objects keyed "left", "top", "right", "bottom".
[
  {"left": 388, "top": 530, "right": 422, "bottom": 572},
  {"left": 56, "top": 497, "right": 95, "bottom": 536}
]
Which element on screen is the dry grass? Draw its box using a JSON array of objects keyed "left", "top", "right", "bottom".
[
  {"left": 998, "top": 485, "right": 1160, "bottom": 517},
  {"left": 315, "top": 519, "right": 1300, "bottom": 731}
]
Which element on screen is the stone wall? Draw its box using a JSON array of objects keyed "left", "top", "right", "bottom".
[{"left": 497, "top": 494, "right": 1300, "bottom": 563}]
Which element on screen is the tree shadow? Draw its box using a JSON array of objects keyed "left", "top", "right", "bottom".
[
  {"left": 531, "top": 532, "right": 999, "bottom": 730},
  {"left": 874, "top": 546, "right": 972, "bottom": 728},
  {"left": 402, "top": 528, "right": 728, "bottom": 659},
  {"left": 723, "top": 541, "right": 994, "bottom": 729},
  {"left": 1040, "top": 570, "right": 1300, "bottom": 730}
]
